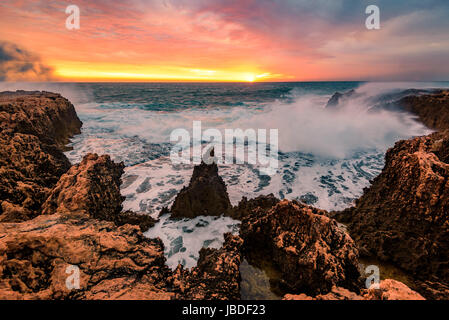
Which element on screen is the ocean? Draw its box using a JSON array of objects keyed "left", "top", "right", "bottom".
[{"left": 2, "top": 81, "right": 446, "bottom": 270}]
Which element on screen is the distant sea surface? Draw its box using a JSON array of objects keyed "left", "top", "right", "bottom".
[{"left": 2, "top": 81, "right": 447, "bottom": 269}]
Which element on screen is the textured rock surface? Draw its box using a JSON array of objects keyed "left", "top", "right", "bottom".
[
  {"left": 172, "top": 233, "right": 243, "bottom": 300},
  {"left": 397, "top": 90, "right": 449, "bottom": 130},
  {"left": 284, "top": 287, "right": 362, "bottom": 300},
  {"left": 362, "top": 279, "right": 425, "bottom": 300},
  {"left": 283, "top": 280, "right": 424, "bottom": 300},
  {"left": 0, "top": 91, "right": 82, "bottom": 222},
  {"left": 334, "top": 130, "right": 449, "bottom": 299},
  {"left": 42, "top": 153, "right": 156, "bottom": 231},
  {"left": 228, "top": 194, "right": 279, "bottom": 220},
  {"left": 0, "top": 214, "right": 174, "bottom": 300},
  {"left": 170, "top": 161, "right": 232, "bottom": 219},
  {"left": 240, "top": 200, "right": 361, "bottom": 296}
]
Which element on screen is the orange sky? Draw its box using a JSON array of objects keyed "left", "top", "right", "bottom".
[{"left": 0, "top": 0, "right": 448, "bottom": 82}]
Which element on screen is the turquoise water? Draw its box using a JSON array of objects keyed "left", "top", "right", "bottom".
[{"left": 1, "top": 80, "right": 442, "bottom": 269}]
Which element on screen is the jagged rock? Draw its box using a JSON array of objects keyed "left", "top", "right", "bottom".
[
  {"left": 240, "top": 200, "right": 361, "bottom": 296},
  {"left": 0, "top": 91, "right": 245, "bottom": 301},
  {"left": 0, "top": 91, "right": 82, "bottom": 222},
  {"left": 170, "top": 161, "right": 232, "bottom": 219},
  {"left": 42, "top": 153, "right": 156, "bottom": 231},
  {"left": 0, "top": 214, "right": 174, "bottom": 300},
  {"left": 395, "top": 90, "right": 449, "bottom": 130},
  {"left": 414, "top": 279, "right": 449, "bottom": 300},
  {"left": 283, "top": 280, "right": 424, "bottom": 300},
  {"left": 326, "top": 89, "right": 357, "bottom": 108},
  {"left": 362, "top": 279, "right": 425, "bottom": 300},
  {"left": 284, "top": 286, "right": 362, "bottom": 300},
  {"left": 172, "top": 233, "right": 243, "bottom": 300},
  {"left": 334, "top": 130, "right": 449, "bottom": 299},
  {"left": 228, "top": 194, "right": 279, "bottom": 220}
]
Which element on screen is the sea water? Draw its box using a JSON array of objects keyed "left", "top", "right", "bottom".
[{"left": 2, "top": 81, "right": 445, "bottom": 271}]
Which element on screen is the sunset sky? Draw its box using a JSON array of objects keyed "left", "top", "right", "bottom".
[{"left": 0, "top": 0, "right": 448, "bottom": 82}]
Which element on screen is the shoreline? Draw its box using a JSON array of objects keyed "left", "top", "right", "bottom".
[{"left": 0, "top": 88, "right": 448, "bottom": 300}]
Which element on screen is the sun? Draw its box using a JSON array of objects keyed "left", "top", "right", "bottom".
[{"left": 245, "top": 74, "right": 256, "bottom": 82}]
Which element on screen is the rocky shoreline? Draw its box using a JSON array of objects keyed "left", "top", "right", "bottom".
[{"left": 1, "top": 89, "right": 448, "bottom": 300}]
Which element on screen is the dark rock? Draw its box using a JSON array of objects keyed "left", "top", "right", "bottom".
[
  {"left": 326, "top": 89, "right": 356, "bottom": 108},
  {"left": 170, "top": 161, "right": 232, "bottom": 219},
  {"left": 240, "top": 200, "right": 361, "bottom": 296}
]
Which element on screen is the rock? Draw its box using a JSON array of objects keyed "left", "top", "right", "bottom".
[
  {"left": 0, "top": 91, "right": 82, "bottom": 222},
  {"left": 395, "top": 90, "right": 449, "bottom": 130},
  {"left": 326, "top": 89, "right": 357, "bottom": 108},
  {"left": 414, "top": 279, "right": 449, "bottom": 300},
  {"left": 228, "top": 194, "right": 279, "bottom": 220},
  {"left": 42, "top": 153, "right": 156, "bottom": 231},
  {"left": 172, "top": 233, "right": 243, "bottom": 300},
  {"left": 335, "top": 130, "right": 449, "bottom": 299},
  {"left": 0, "top": 91, "right": 82, "bottom": 149},
  {"left": 170, "top": 161, "right": 232, "bottom": 219},
  {"left": 240, "top": 200, "right": 361, "bottom": 296},
  {"left": 0, "top": 213, "right": 174, "bottom": 300},
  {"left": 284, "top": 286, "right": 362, "bottom": 300},
  {"left": 362, "top": 279, "right": 425, "bottom": 300},
  {"left": 283, "top": 280, "right": 424, "bottom": 300},
  {"left": 0, "top": 90, "right": 244, "bottom": 300}
]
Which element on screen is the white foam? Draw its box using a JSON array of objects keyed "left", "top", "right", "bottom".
[{"left": 144, "top": 215, "right": 240, "bottom": 270}]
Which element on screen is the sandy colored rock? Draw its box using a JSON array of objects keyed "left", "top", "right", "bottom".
[
  {"left": 0, "top": 214, "right": 174, "bottom": 300},
  {"left": 0, "top": 91, "right": 82, "bottom": 222},
  {"left": 42, "top": 153, "right": 156, "bottom": 231},
  {"left": 283, "top": 280, "right": 424, "bottom": 300},
  {"left": 284, "top": 286, "right": 362, "bottom": 300},
  {"left": 362, "top": 279, "right": 425, "bottom": 300}
]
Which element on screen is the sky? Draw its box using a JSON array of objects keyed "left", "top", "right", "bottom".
[{"left": 0, "top": 0, "right": 448, "bottom": 82}]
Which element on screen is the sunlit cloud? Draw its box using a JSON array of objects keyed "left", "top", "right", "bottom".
[{"left": 0, "top": 0, "right": 448, "bottom": 81}]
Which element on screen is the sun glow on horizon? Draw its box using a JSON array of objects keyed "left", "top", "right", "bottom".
[{"left": 53, "top": 62, "right": 278, "bottom": 82}]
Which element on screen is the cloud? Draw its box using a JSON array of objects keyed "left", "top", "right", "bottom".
[
  {"left": 0, "top": 41, "right": 54, "bottom": 81},
  {"left": 1, "top": 0, "right": 448, "bottom": 81}
]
